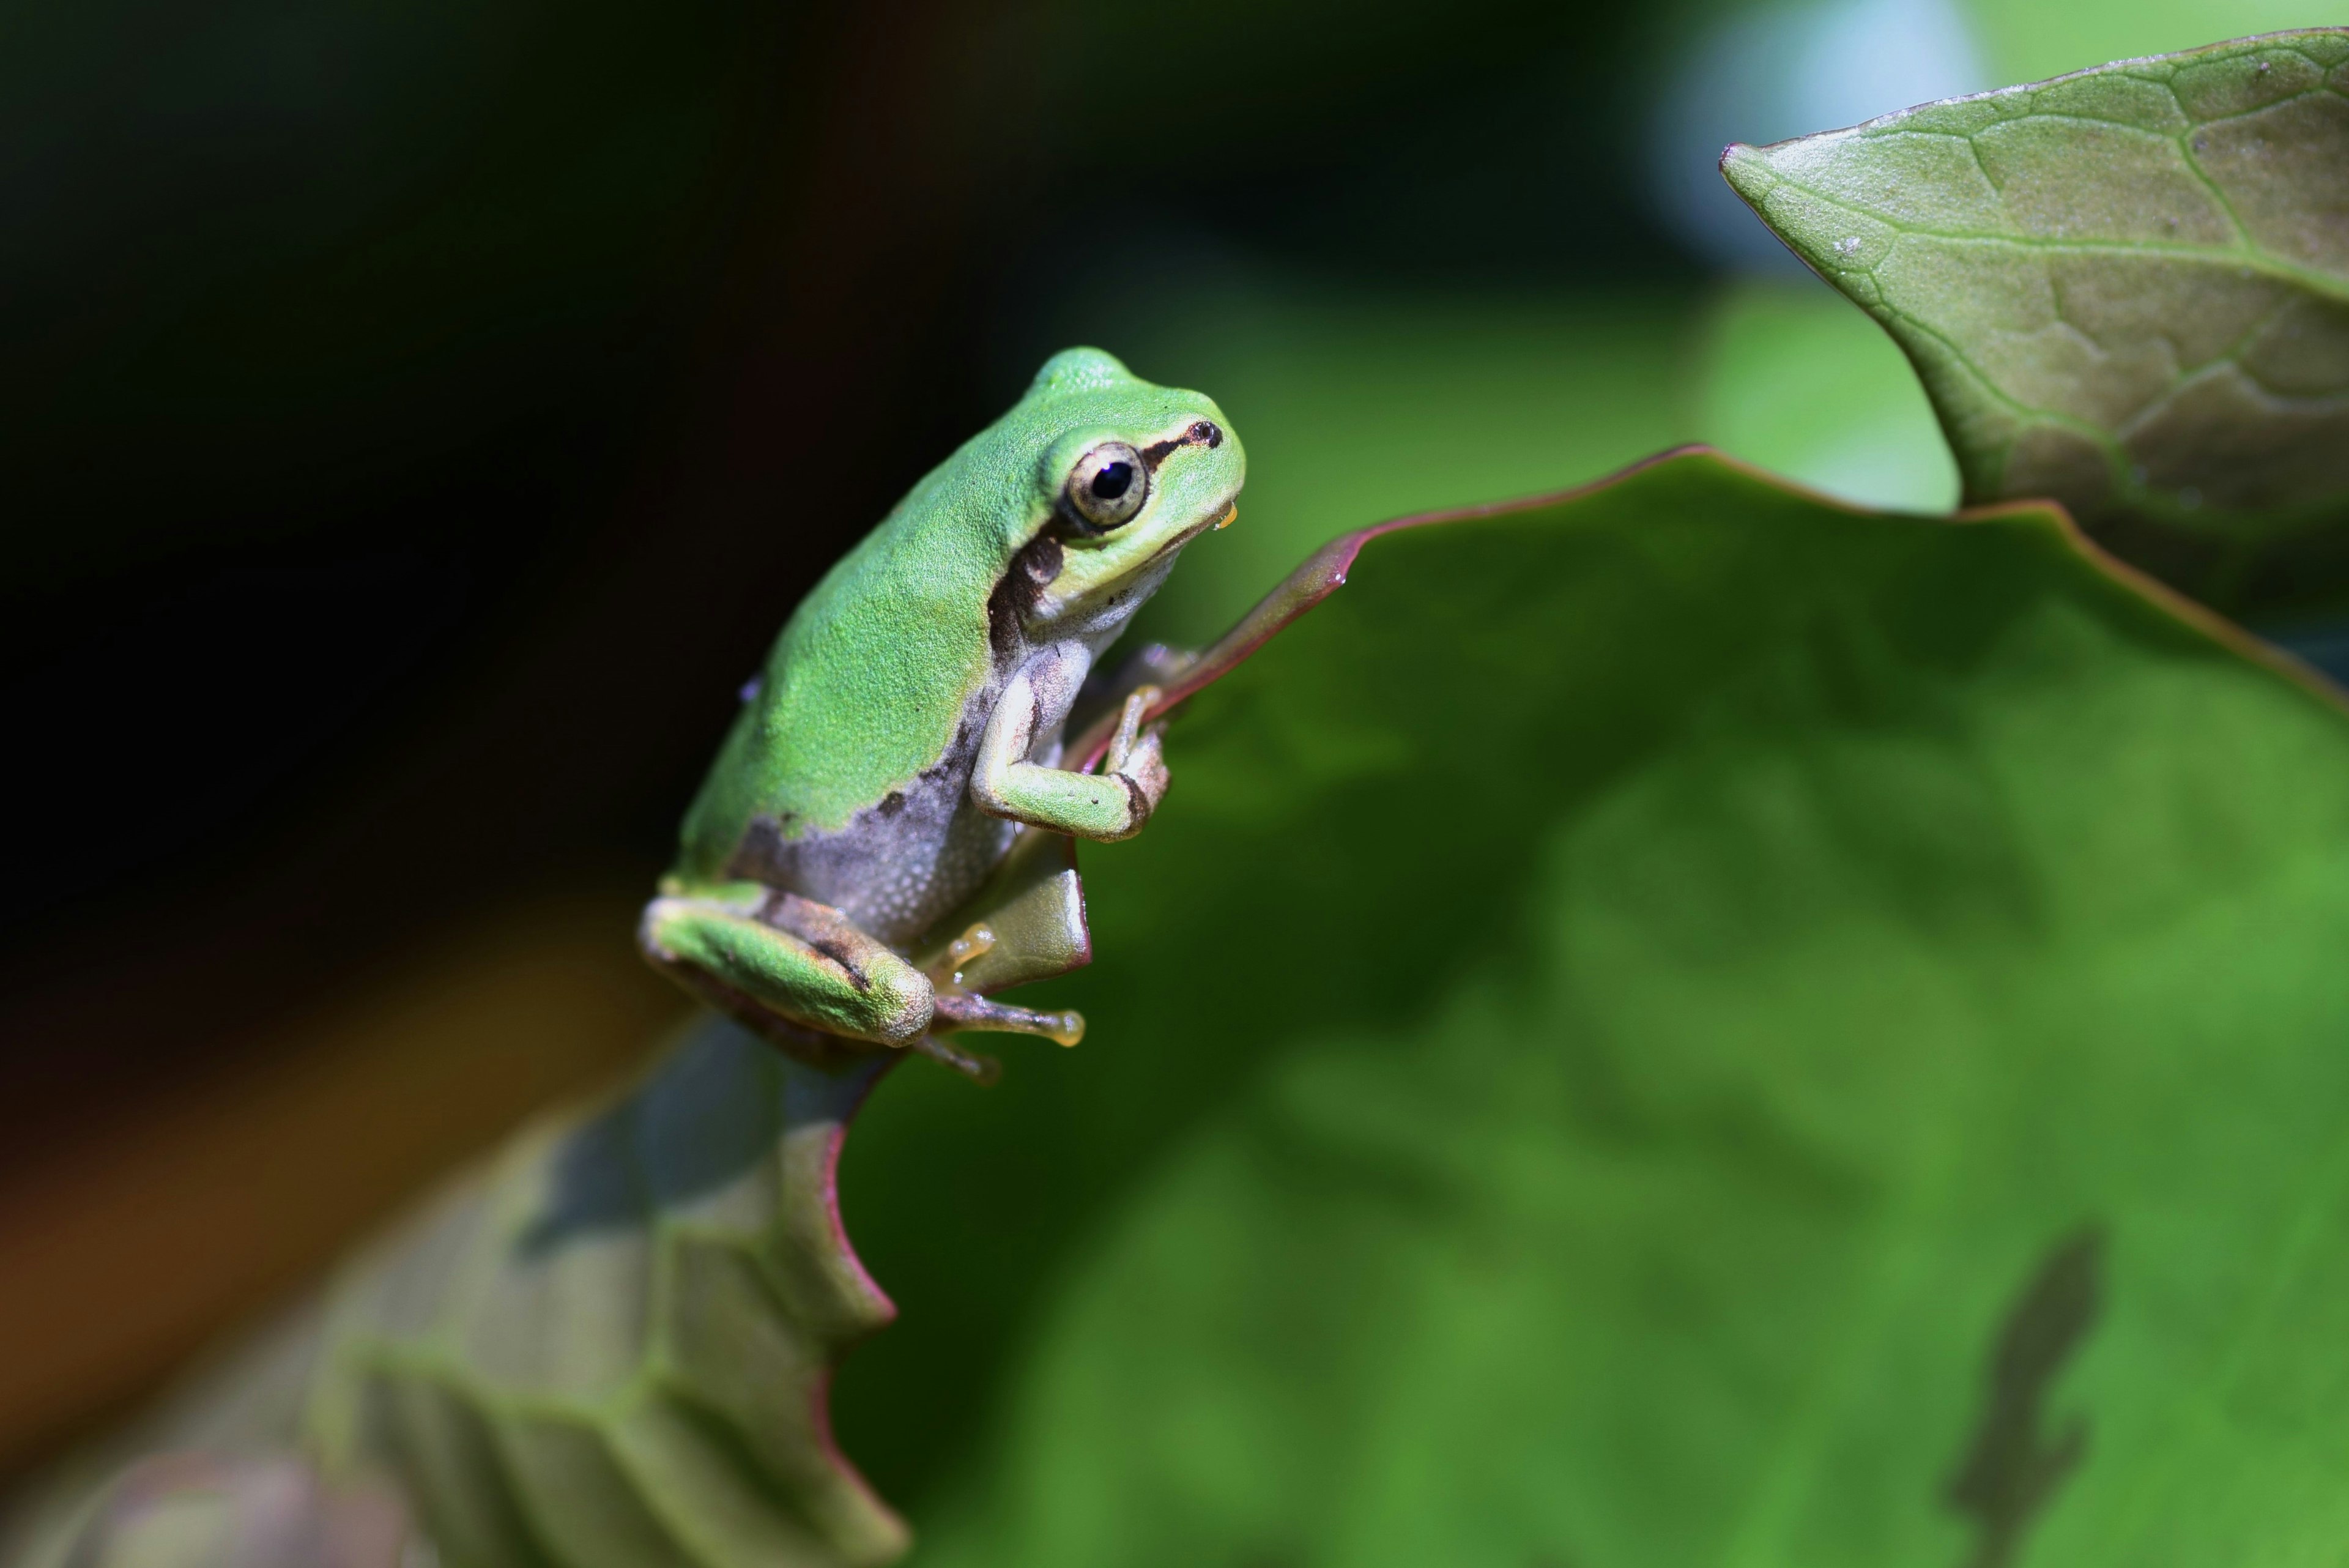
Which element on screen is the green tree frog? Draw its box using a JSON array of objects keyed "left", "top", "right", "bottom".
[{"left": 639, "top": 346, "right": 1242, "bottom": 1066}]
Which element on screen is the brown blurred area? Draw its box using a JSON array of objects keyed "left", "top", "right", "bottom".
[
  {"left": 0, "top": 0, "right": 1035, "bottom": 1474},
  {"left": 0, "top": 0, "right": 1668, "bottom": 1479},
  {"left": 0, "top": 894, "right": 678, "bottom": 1474}
]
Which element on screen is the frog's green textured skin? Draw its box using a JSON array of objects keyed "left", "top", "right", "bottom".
[
  {"left": 642, "top": 346, "right": 1242, "bottom": 1052},
  {"left": 0, "top": 351, "right": 1241, "bottom": 1568},
  {"left": 675, "top": 347, "right": 1241, "bottom": 939},
  {"left": 685, "top": 349, "right": 1233, "bottom": 855}
]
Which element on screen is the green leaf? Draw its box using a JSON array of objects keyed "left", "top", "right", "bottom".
[
  {"left": 834, "top": 450, "right": 2349, "bottom": 1566},
  {"left": 1721, "top": 29, "right": 2349, "bottom": 614}
]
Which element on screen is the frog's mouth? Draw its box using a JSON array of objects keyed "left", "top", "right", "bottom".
[
  {"left": 1129, "top": 417, "right": 1237, "bottom": 565},
  {"left": 1145, "top": 497, "right": 1241, "bottom": 567}
]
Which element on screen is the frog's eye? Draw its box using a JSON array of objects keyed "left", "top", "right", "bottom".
[{"left": 1064, "top": 441, "right": 1149, "bottom": 532}]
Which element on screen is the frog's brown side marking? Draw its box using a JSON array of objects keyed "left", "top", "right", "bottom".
[
  {"left": 990, "top": 422, "right": 1226, "bottom": 663},
  {"left": 1945, "top": 1226, "right": 2106, "bottom": 1568},
  {"left": 987, "top": 533, "right": 1064, "bottom": 664},
  {"left": 730, "top": 707, "right": 1017, "bottom": 946},
  {"left": 759, "top": 892, "right": 875, "bottom": 991}
]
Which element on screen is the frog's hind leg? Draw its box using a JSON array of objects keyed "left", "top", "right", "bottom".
[{"left": 640, "top": 890, "right": 933, "bottom": 1048}]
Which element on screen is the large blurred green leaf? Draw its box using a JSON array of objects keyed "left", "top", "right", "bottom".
[
  {"left": 1722, "top": 29, "right": 2349, "bottom": 614},
  {"left": 837, "top": 450, "right": 2349, "bottom": 1565}
]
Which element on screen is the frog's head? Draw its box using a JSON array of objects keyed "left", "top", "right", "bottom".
[{"left": 991, "top": 346, "right": 1245, "bottom": 645}]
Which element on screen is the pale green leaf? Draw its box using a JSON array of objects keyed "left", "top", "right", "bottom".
[{"left": 1723, "top": 29, "right": 2349, "bottom": 612}]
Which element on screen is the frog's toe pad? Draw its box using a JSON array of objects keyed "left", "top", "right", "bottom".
[{"left": 931, "top": 990, "right": 1085, "bottom": 1047}]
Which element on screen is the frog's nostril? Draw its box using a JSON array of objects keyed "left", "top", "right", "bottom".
[{"left": 1190, "top": 420, "right": 1222, "bottom": 448}]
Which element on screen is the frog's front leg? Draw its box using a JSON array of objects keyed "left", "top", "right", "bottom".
[
  {"left": 639, "top": 888, "right": 935, "bottom": 1047},
  {"left": 971, "top": 660, "right": 1168, "bottom": 842}
]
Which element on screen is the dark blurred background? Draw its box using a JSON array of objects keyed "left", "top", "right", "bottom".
[{"left": 0, "top": 0, "right": 2314, "bottom": 1482}]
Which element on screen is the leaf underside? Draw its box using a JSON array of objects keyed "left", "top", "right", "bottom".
[{"left": 1723, "top": 29, "right": 2349, "bottom": 614}]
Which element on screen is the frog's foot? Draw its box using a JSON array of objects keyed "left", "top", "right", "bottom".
[
  {"left": 909, "top": 997, "right": 1079, "bottom": 1087},
  {"left": 1099, "top": 685, "right": 1170, "bottom": 813},
  {"left": 919, "top": 918, "right": 1086, "bottom": 1060},
  {"left": 973, "top": 668, "right": 1170, "bottom": 843},
  {"left": 912, "top": 1033, "right": 1004, "bottom": 1086},
  {"left": 931, "top": 989, "right": 1085, "bottom": 1046},
  {"left": 926, "top": 920, "right": 1000, "bottom": 987}
]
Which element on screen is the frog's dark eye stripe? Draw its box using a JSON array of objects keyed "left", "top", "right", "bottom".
[
  {"left": 1140, "top": 420, "right": 1222, "bottom": 470},
  {"left": 1064, "top": 440, "right": 1149, "bottom": 531}
]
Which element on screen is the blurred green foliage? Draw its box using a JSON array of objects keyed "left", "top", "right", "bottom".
[
  {"left": 1965, "top": 0, "right": 2330, "bottom": 83},
  {"left": 1692, "top": 283, "right": 1959, "bottom": 515},
  {"left": 841, "top": 453, "right": 2349, "bottom": 1566}
]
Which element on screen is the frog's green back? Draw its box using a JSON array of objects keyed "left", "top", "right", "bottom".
[{"left": 675, "top": 349, "right": 1222, "bottom": 878}]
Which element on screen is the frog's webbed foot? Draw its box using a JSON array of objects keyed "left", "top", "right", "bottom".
[
  {"left": 896, "top": 831, "right": 1094, "bottom": 1083},
  {"left": 931, "top": 987, "right": 1083, "bottom": 1044},
  {"left": 974, "top": 661, "right": 1171, "bottom": 842},
  {"left": 909, "top": 921, "right": 1085, "bottom": 1084},
  {"left": 1098, "top": 685, "right": 1170, "bottom": 815}
]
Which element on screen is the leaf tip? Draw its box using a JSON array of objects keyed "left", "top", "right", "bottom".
[{"left": 1716, "top": 143, "right": 1771, "bottom": 205}]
